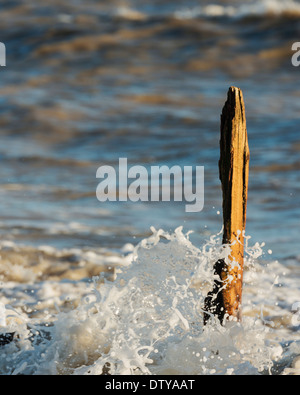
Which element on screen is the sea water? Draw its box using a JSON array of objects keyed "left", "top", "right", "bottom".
[
  {"left": 1, "top": 227, "right": 300, "bottom": 375},
  {"left": 0, "top": 0, "right": 300, "bottom": 375}
]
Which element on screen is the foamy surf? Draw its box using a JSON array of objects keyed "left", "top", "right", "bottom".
[
  {"left": 1, "top": 227, "right": 300, "bottom": 375},
  {"left": 174, "top": 0, "right": 300, "bottom": 19},
  {"left": 111, "top": 0, "right": 300, "bottom": 22}
]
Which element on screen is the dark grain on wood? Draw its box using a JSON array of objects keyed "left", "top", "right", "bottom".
[{"left": 0, "top": 332, "right": 14, "bottom": 346}]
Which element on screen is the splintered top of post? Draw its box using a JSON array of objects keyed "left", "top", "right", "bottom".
[{"left": 223, "top": 86, "right": 245, "bottom": 124}]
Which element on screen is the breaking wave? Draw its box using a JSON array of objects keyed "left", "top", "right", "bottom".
[{"left": 1, "top": 227, "right": 300, "bottom": 375}]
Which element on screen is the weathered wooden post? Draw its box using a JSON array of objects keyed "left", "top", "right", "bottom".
[{"left": 204, "top": 86, "right": 250, "bottom": 324}]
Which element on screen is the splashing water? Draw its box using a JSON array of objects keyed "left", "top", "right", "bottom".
[{"left": 0, "top": 227, "right": 300, "bottom": 375}]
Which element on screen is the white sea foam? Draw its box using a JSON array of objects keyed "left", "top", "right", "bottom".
[
  {"left": 114, "top": 6, "right": 147, "bottom": 21},
  {"left": 0, "top": 227, "right": 300, "bottom": 375},
  {"left": 174, "top": 0, "right": 300, "bottom": 19},
  {"left": 0, "top": 303, "right": 6, "bottom": 327}
]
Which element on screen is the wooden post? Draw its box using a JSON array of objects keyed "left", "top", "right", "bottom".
[{"left": 204, "top": 86, "right": 250, "bottom": 324}]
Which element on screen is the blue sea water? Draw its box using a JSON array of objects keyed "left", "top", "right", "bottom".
[{"left": 0, "top": 0, "right": 300, "bottom": 375}]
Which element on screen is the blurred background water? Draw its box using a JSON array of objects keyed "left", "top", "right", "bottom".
[
  {"left": 0, "top": 0, "right": 300, "bottom": 262},
  {"left": 1, "top": 0, "right": 300, "bottom": 376}
]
